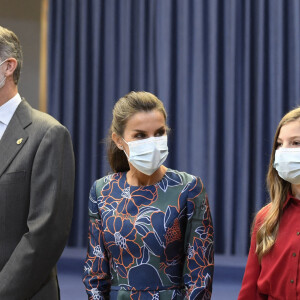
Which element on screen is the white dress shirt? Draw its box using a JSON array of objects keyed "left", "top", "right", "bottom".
[{"left": 0, "top": 93, "right": 22, "bottom": 140}]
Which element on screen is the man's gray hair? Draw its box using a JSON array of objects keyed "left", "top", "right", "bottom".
[{"left": 0, "top": 26, "right": 23, "bottom": 84}]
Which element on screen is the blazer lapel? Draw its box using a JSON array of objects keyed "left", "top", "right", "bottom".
[{"left": 0, "top": 100, "right": 31, "bottom": 178}]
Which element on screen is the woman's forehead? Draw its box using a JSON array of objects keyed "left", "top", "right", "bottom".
[
  {"left": 125, "top": 110, "right": 166, "bottom": 130},
  {"left": 279, "top": 120, "right": 300, "bottom": 139}
]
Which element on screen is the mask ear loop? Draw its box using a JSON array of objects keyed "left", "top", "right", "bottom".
[
  {"left": 0, "top": 59, "right": 7, "bottom": 88},
  {"left": 0, "top": 75, "right": 6, "bottom": 87},
  {"left": 0, "top": 59, "right": 7, "bottom": 66},
  {"left": 121, "top": 138, "right": 130, "bottom": 159}
]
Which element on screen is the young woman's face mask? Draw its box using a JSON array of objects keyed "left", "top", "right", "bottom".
[{"left": 274, "top": 148, "right": 300, "bottom": 184}]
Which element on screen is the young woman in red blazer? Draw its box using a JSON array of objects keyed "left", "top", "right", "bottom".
[{"left": 239, "top": 107, "right": 300, "bottom": 300}]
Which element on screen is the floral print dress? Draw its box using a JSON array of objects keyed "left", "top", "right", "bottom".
[{"left": 83, "top": 169, "right": 214, "bottom": 300}]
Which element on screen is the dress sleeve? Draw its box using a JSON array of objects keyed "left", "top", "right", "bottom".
[
  {"left": 182, "top": 177, "right": 214, "bottom": 300},
  {"left": 83, "top": 181, "right": 111, "bottom": 300},
  {"left": 238, "top": 208, "right": 269, "bottom": 300}
]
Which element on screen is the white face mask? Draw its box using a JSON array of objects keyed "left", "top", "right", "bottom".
[
  {"left": 0, "top": 59, "right": 7, "bottom": 89},
  {"left": 274, "top": 148, "right": 300, "bottom": 184},
  {"left": 122, "top": 135, "right": 169, "bottom": 176}
]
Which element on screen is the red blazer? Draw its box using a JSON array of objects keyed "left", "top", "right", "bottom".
[{"left": 238, "top": 194, "right": 300, "bottom": 300}]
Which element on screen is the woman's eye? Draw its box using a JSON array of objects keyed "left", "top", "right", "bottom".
[
  {"left": 276, "top": 142, "right": 282, "bottom": 148},
  {"left": 135, "top": 133, "right": 146, "bottom": 139},
  {"left": 292, "top": 141, "right": 300, "bottom": 146},
  {"left": 155, "top": 130, "right": 166, "bottom": 137}
]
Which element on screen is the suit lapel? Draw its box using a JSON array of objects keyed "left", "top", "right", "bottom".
[{"left": 0, "top": 100, "right": 31, "bottom": 178}]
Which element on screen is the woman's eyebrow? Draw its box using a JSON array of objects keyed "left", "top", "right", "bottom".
[
  {"left": 154, "top": 126, "right": 166, "bottom": 132},
  {"left": 278, "top": 136, "right": 300, "bottom": 140}
]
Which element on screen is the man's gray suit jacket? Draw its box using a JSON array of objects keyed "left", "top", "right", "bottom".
[{"left": 0, "top": 99, "right": 75, "bottom": 299}]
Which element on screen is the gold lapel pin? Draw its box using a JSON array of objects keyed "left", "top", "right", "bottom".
[{"left": 16, "top": 138, "right": 23, "bottom": 145}]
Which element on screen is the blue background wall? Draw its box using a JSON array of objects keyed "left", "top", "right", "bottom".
[{"left": 48, "top": 0, "right": 300, "bottom": 256}]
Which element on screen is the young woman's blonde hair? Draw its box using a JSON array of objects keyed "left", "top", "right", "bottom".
[{"left": 256, "top": 107, "right": 300, "bottom": 261}]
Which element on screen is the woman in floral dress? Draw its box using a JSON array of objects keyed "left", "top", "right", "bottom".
[{"left": 83, "top": 91, "right": 214, "bottom": 300}]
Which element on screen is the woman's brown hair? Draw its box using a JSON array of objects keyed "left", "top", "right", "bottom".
[{"left": 107, "top": 91, "right": 167, "bottom": 173}]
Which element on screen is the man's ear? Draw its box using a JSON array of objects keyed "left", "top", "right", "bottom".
[
  {"left": 4, "top": 58, "right": 17, "bottom": 77},
  {"left": 112, "top": 132, "right": 123, "bottom": 150}
]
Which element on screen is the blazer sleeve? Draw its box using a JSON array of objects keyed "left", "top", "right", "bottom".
[
  {"left": 238, "top": 208, "right": 269, "bottom": 300},
  {"left": 0, "top": 124, "right": 75, "bottom": 299},
  {"left": 182, "top": 177, "right": 214, "bottom": 300}
]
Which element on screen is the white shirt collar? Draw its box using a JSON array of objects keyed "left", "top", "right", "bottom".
[{"left": 0, "top": 93, "right": 22, "bottom": 125}]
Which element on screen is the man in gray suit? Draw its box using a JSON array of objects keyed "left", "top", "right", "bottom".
[{"left": 0, "top": 26, "right": 75, "bottom": 299}]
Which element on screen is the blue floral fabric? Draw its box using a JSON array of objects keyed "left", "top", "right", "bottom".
[{"left": 83, "top": 169, "right": 214, "bottom": 300}]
